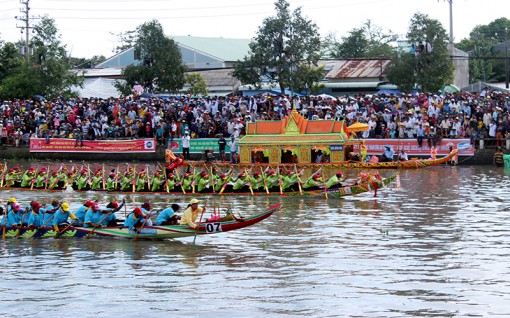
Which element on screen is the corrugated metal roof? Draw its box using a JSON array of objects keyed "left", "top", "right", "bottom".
[{"left": 319, "top": 59, "right": 391, "bottom": 79}]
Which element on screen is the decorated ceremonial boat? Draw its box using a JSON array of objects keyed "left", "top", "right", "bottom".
[{"left": 1, "top": 204, "right": 280, "bottom": 240}]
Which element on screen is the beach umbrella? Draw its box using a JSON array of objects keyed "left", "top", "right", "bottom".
[{"left": 347, "top": 122, "right": 370, "bottom": 132}]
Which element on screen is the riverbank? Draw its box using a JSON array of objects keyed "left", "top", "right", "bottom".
[{"left": 0, "top": 144, "right": 497, "bottom": 165}]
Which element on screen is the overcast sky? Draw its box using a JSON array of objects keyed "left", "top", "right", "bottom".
[{"left": 0, "top": 0, "right": 507, "bottom": 59}]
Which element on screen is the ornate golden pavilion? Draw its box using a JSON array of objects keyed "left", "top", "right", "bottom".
[{"left": 238, "top": 109, "right": 357, "bottom": 164}]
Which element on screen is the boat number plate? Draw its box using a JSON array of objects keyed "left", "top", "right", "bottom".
[{"left": 205, "top": 223, "right": 222, "bottom": 233}]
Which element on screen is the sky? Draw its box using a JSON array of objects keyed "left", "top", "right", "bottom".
[{"left": 0, "top": 0, "right": 508, "bottom": 59}]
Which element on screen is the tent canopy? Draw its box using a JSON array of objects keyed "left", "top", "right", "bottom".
[{"left": 347, "top": 122, "right": 370, "bottom": 132}]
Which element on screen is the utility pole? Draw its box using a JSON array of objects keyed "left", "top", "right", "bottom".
[
  {"left": 15, "top": 0, "right": 39, "bottom": 61},
  {"left": 505, "top": 27, "right": 509, "bottom": 89},
  {"left": 448, "top": 0, "right": 453, "bottom": 44}
]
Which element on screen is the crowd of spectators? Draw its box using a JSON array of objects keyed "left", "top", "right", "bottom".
[{"left": 1, "top": 90, "right": 509, "bottom": 148}]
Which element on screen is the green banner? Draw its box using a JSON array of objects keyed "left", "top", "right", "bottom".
[{"left": 167, "top": 138, "right": 232, "bottom": 153}]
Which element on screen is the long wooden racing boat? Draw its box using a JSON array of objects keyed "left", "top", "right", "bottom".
[
  {"left": 1, "top": 204, "right": 280, "bottom": 240},
  {"left": 0, "top": 172, "right": 399, "bottom": 197},
  {"left": 192, "top": 150, "right": 457, "bottom": 170}
]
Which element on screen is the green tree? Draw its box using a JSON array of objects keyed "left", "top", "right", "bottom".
[
  {"left": 0, "top": 16, "right": 83, "bottom": 99},
  {"left": 115, "top": 20, "right": 186, "bottom": 95},
  {"left": 387, "top": 13, "right": 454, "bottom": 93},
  {"left": 0, "top": 42, "right": 23, "bottom": 84},
  {"left": 326, "top": 20, "right": 396, "bottom": 58},
  {"left": 69, "top": 55, "right": 107, "bottom": 69},
  {"left": 456, "top": 18, "right": 510, "bottom": 83},
  {"left": 185, "top": 73, "right": 208, "bottom": 96},
  {"left": 232, "top": 0, "right": 322, "bottom": 95}
]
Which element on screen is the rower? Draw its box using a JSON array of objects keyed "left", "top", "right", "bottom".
[
  {"left": 84, "top": 202, "right": 102, "bottom": 228},
  {"left": 26, "top": 201, "right": 44, "bottom": 229},
  {"left": 5, "top": 203, "right": 23, "bottom": 228},
  {"left": 123, "top": 207, "right": 149, "bottom": 231},
  {"left": 100, "top": 199, "right": 125, "bottom": 226},
  {"left": 326, "top": 172, "right": 345, "bottom": 189},
  {"left": 52, "top": 202, "right": 77, "bottom": 231},
  {"left": 155, "top": 204, "right": 180, "bottom": 225},
  {"left": 43, "top": 200, "right": 60, "bottom": 225},
  {"left": 180, "top": 198, "right": 206, "bottom": 229},
  {"left": 141, "top": 202, "right": 154, "bottom": 226},
  {"left": 74, "top": 200, "right": 94, "bottom": 226}
]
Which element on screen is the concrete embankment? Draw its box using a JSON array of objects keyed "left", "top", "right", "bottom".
[{"left": 0, "top": 145, "right": 497, "bottom": 165}]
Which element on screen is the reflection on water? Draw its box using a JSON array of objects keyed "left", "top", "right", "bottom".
[{"left": 2, "top": 166, "right": 510, "bottom": 317}]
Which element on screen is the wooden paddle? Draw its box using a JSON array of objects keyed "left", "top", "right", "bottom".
[
  {"left": 85, "top": 210, "right": 115, "bottom": 239},
  {"left": 321, "top": 167, "right": 328, "bottom": 199},
  {"left": 43, "top": 165, "right": 50, "bottom": 189},
  {"left": 54, "top": 219, "right": 77, "bottom": 239},
  {"left": 192, "top": 202, "right": 207, "bottom": 245},
  {"left": 30, "top": 167, "right": 39, "bottom": 191},
  {"left": 245, "top": 168, "right": 254, "bottom": 195},
  {"left": 260, "top": 166, "right": 270, "bottom": 195},
  {"left": 0, "top": 161, "right": 7, "bottom": 188},
  {"left": 133, "top": 209, "right": 155, "bottom": 241},
  {"left": 15, "top": 207, "right": 30, "bottom": 239},
  {"left": 294, "top": 164, "right": 303, "bottom": 195},
  {"left": 1, "top": 200, "right": 6, "bottom": 240}
]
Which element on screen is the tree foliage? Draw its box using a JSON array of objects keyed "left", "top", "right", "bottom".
[
  {"left": 387, "top": 13, "right": 454, "bottom": 93},
  {"left": 456, "top": 17, "right": 510, "bottom": 83},
  {"left": 185, "top": 73, "right": 208, "bottom": 96},
  {"left": 232, "top": 0, "right": 322, "bottom": 94},
  {"left": 115, "top": 20, "right": 186, "bottom": 95},
  {"left": 0, "top": 16, "right": 83, "bottom": 100},
  {"left": 325, "top": 20, "right": 396, "bottom": 58}
]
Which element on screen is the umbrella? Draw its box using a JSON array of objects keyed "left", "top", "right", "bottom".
[
  {"left": 441, "top": 84, "right": 460, "bottom": 95},
  {"left": 133, "top": 85, "right": 144, "bottom": 93},
  {"left": 315, "top": 93, "right": 335, "bottom": 99},
  {"left": 347, "top": 122, "right": 370, "bottom": 132}
]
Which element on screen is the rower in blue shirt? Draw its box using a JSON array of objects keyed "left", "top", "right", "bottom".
[
  {"left": 5, "top": 203, "right": 24, "bottom": 227},
  {"left": 26, "top": 201, "right": 44, "bottom": 228},
  {"left": 42, "top": 200, "right": 60, "bottom": 225},
  {"left": 124, "top": 207, "right": 147, "bottom": 231},
  {"left": 52, "top": 202, "right": 77, "bottom": 231},
  {"left": 84, "top": 202, "right": 102, "bottom": 228},
  {"left": 155, "top": 204, "right": 180, "bottom": 225},
  {"left": 99, "top": 199, "right": 125, "bottom": 227},
  {"left": 73, "top": 200, "right": 94, "bottom": 226}
]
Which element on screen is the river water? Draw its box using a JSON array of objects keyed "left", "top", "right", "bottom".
[{"left": 1, "top": 165, "right": 510, "bottom": 317}]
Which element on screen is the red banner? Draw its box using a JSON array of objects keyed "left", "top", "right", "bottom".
[
  {"left": 352, "top": 138, "right": 474, "bottom": 156},
  {"left": 30, "top": 138, "right": 157, "bottom": 153}
]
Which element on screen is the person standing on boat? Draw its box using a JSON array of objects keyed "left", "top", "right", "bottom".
[
  {"left": 74, "top": 200, "right": 94, "bottom": 226},
  {"left": 52, "top": 202, "right": 77, "bottom": 231},
  {"left": 180, "top": 198, "right": 206, "bottom": 229},
  {"left": 155, "top": 204, "right": 181, "bottom": 225},
  {"left": 181, "top": 131, "right": 191, "bottom": 160}
]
